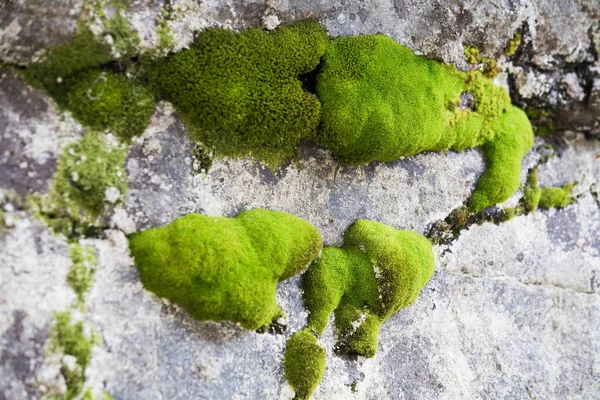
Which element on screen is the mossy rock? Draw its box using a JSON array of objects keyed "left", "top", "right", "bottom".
[
  {"left": 539, "top": 184, "right": 574, "bottom": 209},
  {"left": 128, "top": 209, "right": 323, "bottom": 330},
  {"left": 142, "top": 20, "right": 329, "bottom": 167},
  {"left": 316, "top": 35, "right": 533, "bottom": 212},
  {"left": 303, "top": 219, "right": 435, "bottom": 357}
]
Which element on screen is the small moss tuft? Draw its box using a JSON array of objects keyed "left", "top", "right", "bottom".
[
  {"left": 284, "top": 329, "right": 326, "bottom": 400},
  {"left": 141, "top": 20, "right": 329, "bottom": 167},
  {"left": 539, "top": 183, "right": 575, "bottom": 209},
  {"left": 303, "top": 220, "right": 434, "bottom": 356},
  {"left": 464, "top": 45, "right": 480, "bottom": 65},
  {"left": 67, "top": 243, "right": 97, "bottom": 305},
  {"left": 66, "top": 70, "right": 154, "bottom": 141},
  {"left": 523, "top": 167, "right": 542, "bottom": 212},
  {"left": 128, "top": 209, "right": 322, "bottom": 330},
  {"left": 48, "top": 311, "right": 99, "bottom": 400},
  {"left": 29, "top": 132, "right": 127, "bottom": 238},
  {"left": 503, "top": 32, "right": 522, "bottom": 56}
]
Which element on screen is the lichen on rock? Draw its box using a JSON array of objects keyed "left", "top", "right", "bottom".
[{"left": 128, "top": 209, "right": 323, "bottom": 330}]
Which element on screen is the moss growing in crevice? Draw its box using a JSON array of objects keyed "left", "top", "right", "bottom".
[
  {"left": 141, "top": 20, "right": 329, "bottom": 168},
  {"left": 539, "top": 183, "right": 575, "bottom": 209},
  {"left": 48, "top": 311, "right": 99, "bottom": 400},
  {"left": 67, "top": 243, "right": 97, "bottom": 306},
  {"left": 128, "top": 209, "right": 322, "bottom": 330},
  {"left": 316, "top": 35, "right": 532, "bottom": 213},
  {"left": 284, "top": 329, "right": 326, "bottom": 400},
  {"left": 28, "top": 132, "right": 127, "bottom": 239},
  {"left": 504, "top": 32, "right": 522, "bottom": 56},
  {"left": 523, "top": 167, "right": 542, "bottom": 212},
  {"left": 285, "top": 220, "right": 434, "bottom": 398},
  {"left": 22, "top": 8, "right": 152, "bottom": 142}
]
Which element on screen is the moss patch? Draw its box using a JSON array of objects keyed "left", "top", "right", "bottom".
[
  {"left": 284, "top": 329, "right": 326, "bottom": 400},
  {"left": 66, "top": 70, "right": 154, "bottom": 141},
  {"left": 28, "top": 132, "right": 127, "bottom": 239},
  {"left": 523, "top": 167, "right": 542, "bottom": 212},
  {"left": 504, "top": 32, "right": 521, "bottom": 56},
  {"left": 48, "top": 311, "right": 99, "bottom": 400},
  {"left": 316, "top": 35, "right": 533, "bottom": 212},
  {"left": 539, "top": 184, "right": 575, "bottom": 209},
  {"left": 22, "top": 17, "right": 152, "bottom": 142},
  {"left": 285, "top": 220, "right": 434, "bottom": 397},
  {"left": 67, "top": 243, "right": 97, "bottom": 306},
  {"left": 128, "top": 209, "right": 322, "bottom": 330},
  {"left": 301, "top": 219, "right": 435, "bottom": 357},
  {"left": 141, "top": 21, "right": 328, "bottom": 167}
]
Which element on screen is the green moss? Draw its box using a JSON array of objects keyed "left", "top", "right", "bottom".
[
  {"left": 539, "top": 183, "right": 575, "bottom": 209},
  {"left": 66, "top": 70, "right": 154, "bottom": 141},
  {"left": 48, "top": 311, "right": 99, "bottom": 400},
  {"left": 523, "top": 167, "right": 542, "bottom": 212},
  {"left": 128, "top": 209, "right": 322, "bottom": 330},
  {"left": 284, "top": 329, "right": 326, "bottom": 400},
  {"left": 316, "top": 35, "right": 533, "bottom": 212},
  {"left": 303, "top": 220, "right": 434, "bottom": 356},
  {"left": 464, "top": 45, "right": 480, "bottom": 65},
  {"left": 504, "top": 32, "right": 521, "bottom": 56},
  {"left": 157, "top": 18, "right": 175, "bottom": 51},
  {"left": 142, "top": 21, "right": 329, "bottom": 167},
  {"left": 103, "top": 10, "right": 140, "bottom": 59},
  {"left": 28, "top": 132, "right": 127, "bottom": 238},
  {"left": 67, "top": 243, "right": 97, "bottom": 305},
  {"left": 24, "top": 26, "right": 112, "bottom": 104},
  {"left": 482, "top": 57, "right": 500, "bottom": 79}
]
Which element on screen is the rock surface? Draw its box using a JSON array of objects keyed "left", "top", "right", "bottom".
[{"left": 1, "top": 1, "right": 600, "bottom": 399}]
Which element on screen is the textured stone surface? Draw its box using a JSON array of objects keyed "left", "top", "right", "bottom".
[{"left": 1, "top": 1, "right": 600, "bottom": 399}]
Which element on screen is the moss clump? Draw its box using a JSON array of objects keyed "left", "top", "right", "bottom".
[
  {"left": 128, "top": 209, "right": 322, "bottom": 330},
  {"left": 29, "top": 132, "right": 127, "bottom": 238},
  {"left": 303, "top": 220, "right": 434, "bottom": 356},
  {"left": 67, "top": 243, "right": 97, "bottom": 305},
  {"left": 66, "top": 70, "right": 154, "bottom": 141},
  {"left": 316, "top": 35, "right": 533, "bottom": 213},
  {"left": 23, "top": 19, "right": 152, "bottom": 141},
  {"left": 142, "top": 21, "right": 329, "bottom": 167},
  {"left": 523, "top": 167, "right": 542, "bottom": 212},
  {"left": 464, "top": 45, "right": 480, "bottom": 65},
  {"left": 504, "top": 32, "right": 521, "bottom": 56},
  {"left": 539, "top": 183, "right": 575, "bottom": 209},
  {"left": 284, "top": 329, "right": 326, "bottom": 400},
  {"left": 24, "top": 26, "right": 112, "bottom": 102},
  {"left": 48, "top": 311, "right": 99, "bottom": 400}
]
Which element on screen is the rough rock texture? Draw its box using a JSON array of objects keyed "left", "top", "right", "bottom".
[{"left": 1, "top": 1, "right": 600, "bottom": 399}]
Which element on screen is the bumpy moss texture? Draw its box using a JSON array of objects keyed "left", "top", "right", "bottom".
[
  {"left": 29, "top": 132, "right": 127, "bottom": 239},
  {"left": 301, "top": 219, "right": 435, "bottom": 357},
  {"left": 284, "top": 329, "right": 326, "bottom": 400},
  {"left": 284, "top": 220, "right": 434, "bottom": 398},
  {"left": 142, "top": 21, "right": 329, "bottom": 167},
  {"left": 128, "top": 209, "right": 322, "bottom": 330},
  {"left": 316, "top": 35, "right": 533, "bottom": 212}
]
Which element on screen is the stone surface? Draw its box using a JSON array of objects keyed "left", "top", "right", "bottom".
[{"left": 1, "top": 1, "right": 600, "bottom": 399}]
